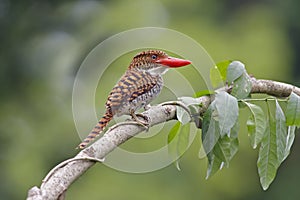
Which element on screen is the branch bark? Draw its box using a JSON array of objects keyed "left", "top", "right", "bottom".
[
  {"left": 26, "top": 78, "right": 300, "bottom": 200},
  {"left": 251, "top": 78, "right": 300, "bottom": 97}
]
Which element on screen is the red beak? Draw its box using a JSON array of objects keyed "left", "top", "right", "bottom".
[{"left": 156, "top": 57, "right": 191, "bottom": 68}]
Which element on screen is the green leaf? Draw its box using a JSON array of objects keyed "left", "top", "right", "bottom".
[
  {"left": 168, "top": 122, "right": 190, "bottom": 171},
  {"left": 283, "top": 125, "right": 296, "bottom": 161},
  {"left": 227, "top": 61, "right": 246, "bottom": 83},
  {"left": 230, "top": 119, "right": 240, "bottom": 139},
  {"left": 168, "top": 122, "right": 181, "bottom": 169},
  {"left": 214, "top": 136, "right": 239, "bottom": 167},
  {"left": 210, "top": 60, "right": 231, "bottom": 88},
  {"left": 216, "top": 60, "right": 232, "bottom": 81},
  {"left": 257, "top": 108, "right": 279, "bottom": 190},
  {"left": 175, "top": 123, "right": 190, "bottom": 170},
  {"left": 286, "top": 92, "right": 300, "bottom": 126},
  {"left": 257, "top": 101, "right": 297, "bottom": 190},
  {"left": 177, "top": 106, "right": 191, "bottom": 125},
  {"left": 194, "top": 90, "right": 215, "bottom": 98},
  {"left": 230, "top": 72, "right": 252, "bottom": 99},
  {"left": 215, "top": 91, "right": 239, "bottom": 137},
  {"left": 275, "top": 100, "right": 287, "bottom": 163},
  {"left": 244, "top": 102, "right": 266, "bottom": 149},
  {"left": 168, "top": 122, "right": 181, "bottom": 144},
  {"left": 177, "top": 97, "right": 199, "bottom": 124},
  {"left": 206, "top": 122, "right": 239, "bottom": 179},
  {"left": 177, "top": 123, "right": 190, "bottom": 156},
  {"left": 200, "top": 101, "right": 220, "bottom": 157},
  {"left": 206, "top": 151, "right": 223, "bottom": 179},
  {"left": 210, "top": 66, "right": 224, "bottom": 88}
]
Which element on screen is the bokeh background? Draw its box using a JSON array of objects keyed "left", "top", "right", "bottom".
[{"left": 1, "top": 0, "right": 300, "bottom": 199}]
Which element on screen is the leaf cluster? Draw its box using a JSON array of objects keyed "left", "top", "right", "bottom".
[{"left": 167, "top": 61, "right": 300, "bottom": 190}]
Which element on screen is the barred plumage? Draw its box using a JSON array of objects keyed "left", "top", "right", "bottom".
[{"left": 78, "top": 50, "right": 191, "bottom": 149}]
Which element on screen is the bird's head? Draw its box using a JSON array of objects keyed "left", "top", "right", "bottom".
[{"left": 128, "top": 50, "right": 191, "bottom": 75}]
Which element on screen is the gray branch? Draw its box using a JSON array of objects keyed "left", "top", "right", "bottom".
[
  {"left": 26, "top": 78, "right": 300, "bottom": 200},
  {"left": 251, "top": 78, "right": 300, "bottom": 97}
]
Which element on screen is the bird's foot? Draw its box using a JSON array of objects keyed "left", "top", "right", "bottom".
[
  {"left": 144, "top": 104, "right": 151, "bottom": 111},
  {"left": 129, "top": 109, "right": 151, "bottom": 131},
  {"left": 133, "top": 113, "right": 149, "bottom": 125},
  {"left": 130, "top": 112, "right": 150, "bottom": 131}
]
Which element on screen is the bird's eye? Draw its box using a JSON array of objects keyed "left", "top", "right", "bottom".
[{"left": 151, "top": 54, "right": 157, "bottom": 60}]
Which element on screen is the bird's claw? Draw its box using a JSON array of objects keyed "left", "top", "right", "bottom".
[
  {"left": 130, "top": 113, "right": 150, "bottom": 131},
  {"left": 133, "top": 113, "right": 149, "bottom": 125},
  {"left": 144, "top": 104, "right": 151, "bottom": 111}
]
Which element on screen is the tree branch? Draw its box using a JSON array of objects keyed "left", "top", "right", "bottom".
[
  {"left": 251, "top": 78, "right": 300, "bottom": 97},
  {"left": 26, "top": 78, "right": 300, "bottom": 200}
]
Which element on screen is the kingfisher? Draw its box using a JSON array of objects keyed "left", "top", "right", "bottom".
[{"left": 78, "top": 50, "right": 191, "bottom": 149}]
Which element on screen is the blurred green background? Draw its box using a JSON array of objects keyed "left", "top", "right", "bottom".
[{"left": 1, "top": 0, "right": 300, "bottom": 199}]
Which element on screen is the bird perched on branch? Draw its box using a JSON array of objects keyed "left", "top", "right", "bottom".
[{"left": 78, "top": 50, "right": 191, "bottom": 149}]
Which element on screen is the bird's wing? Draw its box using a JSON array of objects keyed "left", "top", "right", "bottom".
[{"left": 106, "top": 70, "right": 162, "bottom": 115}]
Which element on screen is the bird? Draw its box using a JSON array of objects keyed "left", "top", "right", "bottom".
[{"left": 78, "top": 50, "right": 191, "bottom": 149}]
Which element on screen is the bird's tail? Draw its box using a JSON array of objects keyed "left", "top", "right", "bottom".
[{"left": 77, "top": 111, "right": 113, "bottom": 149}]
